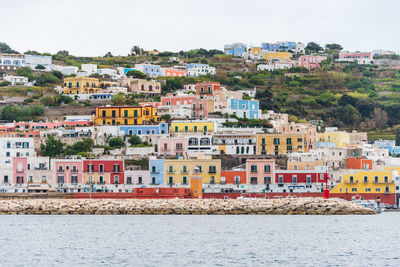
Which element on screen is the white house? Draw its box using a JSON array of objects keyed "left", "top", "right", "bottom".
[
  {"left": 52, "top": 65, "right": 78, "bottom": 76},
  {"left": 81, "top": 64, "right": 98, "bottom": 74},
  {"left": 24, "top": 54, "right": 52, "bottom": 71},
  {"left": 186, "top": 63, "right": 216, "bottom": 77},
  {"left": 3, "top": 75, "right": 30, "bottom": 86}
]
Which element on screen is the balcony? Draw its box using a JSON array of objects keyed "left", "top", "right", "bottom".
[
  {"left": 208, "top": 170, "right": 217, "bottom": 174},
  {"left": 250, "top": 170, "right": 258, "bottom": 174},
  {"left": 57, "top": 169, "right": 64, "bottom": 173},
  {"left": 71, "top": 169, "right": 78, "bottom": 173},
  {"left": 344, "top": 180, "right": 358, "bottom": 184},
  {"left": 16, "top": 169, "right": 24, "bottom": 173}
]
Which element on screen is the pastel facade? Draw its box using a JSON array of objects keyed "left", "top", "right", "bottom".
[
  {"left": 81, "top": 64, "right": 98, "bottom": 74},
  {"left": 171, "top": 121, "right": 214, "bottom": 134},
  {"left": 82, "top": 159, "right": 124, "bottom": 185},
  {"left": 62, "top": 77, "right": 101, "bottom": 95},
  {"left": 278, "top": 123, "right": 317, "bottom": 150},
  {"left": 262, "top": 51, "right": 291, "bottom": 61},
  {"left": 225, "top": 97, "right": 261, "bottom": 119},
  {"left": 0, "top": 138, "right": 34, "bottom": 159},
  {"left": 3, "top": 75, "right": 29, "bottom": 86},
  {"left": 163, "top": 68, "right": 186, "bottom": 77},
  {"left": 125, "top": 170, "right": 150, "bottom": 185},
  {"left": 318, "top": 131, "right": 350, "bottom": 148},
  {"left": 120, "top": 123, "right": 168, "bottom": 136},
  {"left": 338, "top": 52, "right": 373, "bottom": 64},
  {"left": 248, "top": 47, "right": 262, "bottom": 59},
  {"left": 158, "top": 138, "right": 186, "bottom": 156},
  {"left": 135, "top": 64, "right": 162, "bottom": 78},
  {"left": 149, "top": 159, "right": 165, "bottom": 185},
  {"left": 163, "top": 157, "right": 221, "bottom": 185},
  {"left": 256, "top": 133, "right": 309, "bottom": 155},
  {"left": 195, "top": 82, "right": 221, "bottom": 96},
  {"left": 0, "top": 53, "right": 24, "bottom": 70},
  {"left": 187, "top": 63, "right": 216, "bottom": 77},
  {"left": 212, "top": 134, "right": 256, "bottom": 155},
  {"left": 161, "top": 94, "right": 198, "bottom": 106},
  {"left": 94, "top": 106, "right": 160, "bottom": 126},
  {"left": 220, "top": 170, "right": 246, "bottom": 184},
  {"left": 191, "top": 98, "right": 215, "bottom": 119},
  {"left": 224, "top": 43, "right": 246, "bottom": 57},
  {"left": 287, "top": 160, "right": 324, "bottom": 171},
  {"left": 331, "top": 170, "right": 395, "bottom": 194},
  {"left": 126, "top": 79, "right": 161, "bottom": 94},
  {"left": 299, "top": 55, "right": 327, "bottom": 69},
  {"left": 257, "top": 61, "right": 293, "bottom": 71},
  {"left": 246, "top": 159, "right": 275, "bottom": 185},
  {"left": 53, "top": 159, "right": 83, "bottom": 192},
  {"left": 346, "top": 158, "right": 373, "bottom": 170},
  {"left": 274, "top": 170, "right": 329, "bottom": 193}
]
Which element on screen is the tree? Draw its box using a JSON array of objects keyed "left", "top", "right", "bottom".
[
  {"left": 306, "top": 42, "right": 323, "bottom": 53},
  {"left": 108, "top": 137, "right": 126, "bottom": 149},
  {"left": 163, "top": 78, "right": 183, "bottom": 93},
  {"left": 40, "top": 96, "right": 58, "bottom": 106},
  {"left": 325, "top": 43, "right": 343, "bottom": 53},
  {"left": 112, "top": 93, "right": 126, "bottom": 105},
  {"left": 16, "top": 67, "right": 35, "bottom": 81},
  {"left": 336, "top": 105, "right": 362, "bottom": 126},
  {"left": 104, "top": 52, "right": 113, "bottom": 57},
  {"left": 0, "top": 81, "right": 11, "bottom": 87},
  {"left": 40, "top": 136, "right": 64, "bottom": 157},
  {"left": 126, "top": 70, "right": 147, "bottom": 79},
  {"left": 56, "top": 50, "right": 69, "bottom": 56},
  {"left": 52, "top": 70, "right": 63, "bottom": 79},
  {"left": 130, "top": 45, "right": 142, "bottom": 56},
  {"left": 0, "top": 42, "right": 18, "bottom": 53},
  {"left": 36, "top": 73, "right": 59, "bottom": 86},
  {"left": 128, "top": 135, "right": 142, "bottom": 146},
  {"left": 372, "top": 107, "right": 388, "bottom": 129},
  {"left": 64, "top": 138, "right": 93, "bottom": 155},
  {"left": 160, "top": 114, "right": 171, "bottom": 122},
  {"left": 35, "top": 64, "right": 46, "bottom": 70},
  {"left": 396, "top": 129, "right": 400, "bottom": 146}
]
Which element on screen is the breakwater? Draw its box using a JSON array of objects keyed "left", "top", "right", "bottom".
[{"left": 0, "top": 197, "right": 375, "bottom": 215}]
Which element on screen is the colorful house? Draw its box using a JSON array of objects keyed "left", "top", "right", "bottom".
[
  {"left": 82, "top": 159, "right": 124, "bottom": 185},
  {"left": 161, "top": 94, "right": 198, "bottom": 106},
  {"left": 346, "top": 158, "right": 373, "bottom": 170},
  {"left": 134, "top": 64, "right": 162, "bottom": 78},
  {"left": 53, "top": 158, "right": 83, "bottom": 192},
  {"left": 162, "top": 68, "right": 186, "bottom": 77},
  {"left": 224, "top": 43, "right": 246, "bottom": 57},
  {"left": 220, "top": 170, "right": 247, "bottom": 184},
  {"left": 191, "top": 98, "right": 215, "bottom": 119},
  {"left": 195, "top": 82, "right": 221, "bottom": 96},
  {"left": 61, "top": 77, "right": 101, "bottom": 95},
  {"left": 299, "top": 55, "right": 327, "bottom": 69},
  {"left": 158, "top": 137, "right": 186, "bottom": 156},
  {"left": 274, "top": 170, "right": 329, "bottom": 193},
  {"left": 331, "top": 170, "right": 395, "bottom": 195},
  {"left": 170, "top": 121, "right": 214, "bottom": 133},
  {"left": 256, "top": 133, "right": 309, "bottom": 155},
  {"left": 119, "top": 123, "right": 168, "bottom": 136},
  {"left": 124, "top": 79, "right": 161, "bottom": 94},
  {"left": 246, "top": 159, "right": 275, "bottom": 185},
  {"left": 163, "top": 157, "right": 221, "bottom": 185},
  {"left": 94, "top": 106, "right": 160, "bottom": 126},
  {"left": 318, "top": 131, "right": 350, "bottom": 149},
  {"left": 225, "top": 97, "right": 261, "bottom": 119},
  {"left": 278, "top": 123, "right": 317, "bottom": 150},
  {"left": 262, "top": 51, "right": 291, "bottom": 61}
]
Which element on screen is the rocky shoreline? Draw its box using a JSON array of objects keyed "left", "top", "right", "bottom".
[{"left": 0, "top": 197, "right": 376, "bottom": 215}]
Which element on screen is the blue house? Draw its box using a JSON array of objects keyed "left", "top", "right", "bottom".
[
  {"left": 316, "top": 142, "right": 336, "bottom": 148},
  {"left": 135, "top": 64, "right": 162, "bottom": 78},
  {"left": 228, "top": 98, "right": 261, "bottom": 119},
  {"left": 374, "top": 140, "right": 400, "bottom": 155},
  {"left": 149, "top": 159, "right": 165, "bottom": 185},
  {"left": 224, "top": 43, "right": 246, "bottom": 57},
  {"left": 120, "top": 123, "right": 168, "bottom": 136},
  {"left": 262, "top": 41, "right": 297, "bottom": 52}
]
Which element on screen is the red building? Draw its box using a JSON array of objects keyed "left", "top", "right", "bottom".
[
  {"left": 83, "top": 159, "right": 124, "bottom": 185},
  {"left": 346, "top": 158, "right": 373, "bottom": 170},
  {"left": 221, "top": 170, "right": 246, "bottom": 184},
  {"left": 275, "top": 170, "right": 329, "bottom": 184},
  {"left": 195, "top": 82, "right": 221, "bottom": 96},
  {"left": 161, "top": 94, "right": 198, "bottom": 106}
]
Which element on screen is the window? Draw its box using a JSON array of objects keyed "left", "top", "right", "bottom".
[
  {"left": 352, "top": 188, "right": 357, "bottom": 192},
  {"left": 264, "top": 165, "right": 270, "bottom": 173},
  {"left": 194, "top": 126, "right": 198, "bottom": 132},
  {"left": 210, "top": 176, "right": 215, "bottom": 184},
  {"left": 200, "top": 138, "right": 210, "bottom": 146},
  {"left": 168, "top": 166, "right": 174, "bottom": 173},
  {"left": 168, "top": 176, "right": 173, "bottom": 185},
  {"left": 138, "top": 176, "right": 143, "bottom": 184},
  {"left": 273, "top": 138, "right": 280, "bottom": 145},
  {"left": 182, "top": 165, "right": 187, "bottom": 173},
  {"left": 376, "top": 187, "right": 381, "bottom": 192},
  {"left": 114, "top": 175, "right": 119, "bottom": 184},
  {"left": 250, "top": 165, "right": 257, "bottom": 173},
  {"left": 349, "top": 176, "right": 354, "bottom": 183},
  {"left": 184, "top": 126, "right": 188, "bottom": 132},
  {"left": 292, "top": 175, "right": 297, "bottom": 183},
  {"left": 209, "top": 166, "right": 216, "bottom": 173},
  {"left": 99, "top": 164, "right": 104, "bottom": 173},
  {"left": 70, "top": 175, "right": 77, "bottom": 184},
  {"left": 286, "top": 138, "right": 292, "bottom": 145},
  {"left": 374, "top": 176, "right": 378, "bottom": 183},
  {"left": 250, "top": 177, "right": 257, "bottom": 184},
  {"left": 365, "top": 188, "right": 371, "bottom": 192},
  {"left": 384, "top": 176, "right": 389, "bottom": 183},
  {"left": 306, "top": 175, "right": 311, "bottom": 183},
  {"left": 278, "top": 175, "right": 283, "bottom": 183},
  {"left": 151, "top": 166, "right": 156, "bottom": 173},
  {"left": 127, "top": 176, "right": 132, "bottom": 184},
  {"left": 264, "top": 177, "right": 271, "bottom": 184},
  {"left": 4, "top": 175, "right": 8, "bottom": 183},
  {"left": 99, "top": 176, "right": 104, "bottom": 184},
  {"left": 57, "top": 176, "right": 64, "bottom": 184},
  {"left": 234, "top": 176, "right": 240, "bottom": 184},
  {"left": 364, "top": 176, "right": 368, "bottom": 183},
  {"left": 113, "top": 164, "right": 120, "bottom": 172}
]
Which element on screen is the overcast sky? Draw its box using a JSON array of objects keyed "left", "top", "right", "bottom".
[{"left": 2, "top": 0, "right": 399, "bottom": 56}]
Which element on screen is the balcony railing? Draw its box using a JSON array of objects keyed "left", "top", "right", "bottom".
[{"left": 209, "top": 170, "right": 217, "bottom": 174}]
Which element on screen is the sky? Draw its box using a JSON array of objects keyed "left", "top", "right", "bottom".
[{"left": 1, "top": 0, "right": 399, "bottom": 57}]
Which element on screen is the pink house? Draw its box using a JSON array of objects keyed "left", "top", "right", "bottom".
[
  {"left": 339, "top": 52, "right": 372, "bottom": 61},
  {"left": 139, "top": 102, "right": 161, "bottom": 108},
  {"left": 158, "top": 137, "right": 186, "bottom": 156},
  {"left": 125, "top": 170, "right": 150, "bottom": 185},
  {"left": 53, "top": 159, "right": 83, "bottom": 186},
  {"left": 13, "top": 157, "right": 27, "bottom": 184},
  {"left": 161, "top": 94, "right": 198, "bottom": 106},
  {"left": 246, "top": 159, "right": 275, "bottom": 185},
  {"left": 163, "top": 68, "right": 186, "bottom": 77},
  {"left": 191, "top": 98, "right": 215, "bottom": 119},
  {"left": 299, "top": 55, "right": 327, "bottom": 69}
]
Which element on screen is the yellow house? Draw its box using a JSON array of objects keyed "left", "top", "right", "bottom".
[
  {"left": 262, "top": 51, "right": 291, "bottom": 61},
  {"left": 331, "top": 170, "right": 395, "bottom": 194},
  {"left": 287, "top": 160, "right": 324, "bottom": 171},
  {"left": 318, "top": 131, "right": 350, "bottom": 148},
  {"left": 62, "top": 77, "right": 101, "bottom": 95},
  {"left": 249, "top": 47, "right": 262, "bottom": 57},
  {"left": 256, "top": 133, "right": 309, "bottom": 155},
  {"left": 171, "top": 121, "right": 214, "bottom": 133},
  {"left": 164, "top": 157, "right": 221, "bottom": 184},
  {"left": 94, "top": 106, "right": 160, "bottom": 125}
]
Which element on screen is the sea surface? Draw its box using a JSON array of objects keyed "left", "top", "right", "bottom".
[{"left": 0, "top": 213, "right": 399, "bottom": 266}]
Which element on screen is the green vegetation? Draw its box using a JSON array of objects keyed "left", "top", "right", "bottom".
[
  {"left": 0, "top": 104, "right": 45, "bottom": 122},
  {"left": 108, "top": 137, "right": 126, "bottom": 149},
  {"left": 40, "top": 137, "right": 94, "bottom": 157}
]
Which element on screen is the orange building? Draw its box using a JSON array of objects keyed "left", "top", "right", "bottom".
[
  {"left": 346, "top": 158, "right": 373, "bottom": 170},
  {"left": 195, "top": 82, "right": 221, "bottom": 96},
  {"left": 220, "top": 170, "right": 247, "bottom": 184}
]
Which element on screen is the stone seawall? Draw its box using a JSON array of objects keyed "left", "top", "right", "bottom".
[{"left": 0, "top": 198, "right": 376, "bottom": 215}]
